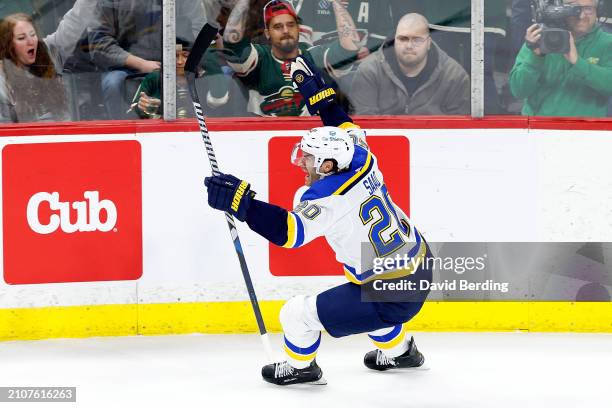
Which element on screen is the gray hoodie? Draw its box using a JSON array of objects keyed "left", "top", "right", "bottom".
[
  {"left": 351, "top": 41, "right": 470, "bottom": 115},
  {"left": 88, "top": 0, "right": 205, "bottom": 69}
]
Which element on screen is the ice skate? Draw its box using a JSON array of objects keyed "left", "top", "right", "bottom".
[
  {"left": 262, "top": 360, "right": 327, "bottom": 386},
  {"left": 364, "top": 336, "right": 426, "bottom": 371}
]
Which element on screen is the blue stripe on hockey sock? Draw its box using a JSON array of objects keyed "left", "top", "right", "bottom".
[
  {"left": 368, "top": 325, "right": 402, "bottom": 343},
  {"left": 284, "top": 333, "right": 321, "bottom": 356}
]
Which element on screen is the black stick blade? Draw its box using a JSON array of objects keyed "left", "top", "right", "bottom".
[{"left": 185, "top": 23, "right": 219, "bottom": 75}]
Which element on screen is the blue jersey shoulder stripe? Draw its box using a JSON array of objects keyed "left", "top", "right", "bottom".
[{"left": 333, "top": 150, "right": 374, "bottom": 196}]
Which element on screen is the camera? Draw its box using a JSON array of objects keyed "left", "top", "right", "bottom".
[{"left": 531, "top": 0, "right": 583, "bottom": 53}]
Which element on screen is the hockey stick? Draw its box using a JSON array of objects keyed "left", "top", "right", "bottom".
[{"left": 185, "top": 24, "right": 273, "bottom": 361}]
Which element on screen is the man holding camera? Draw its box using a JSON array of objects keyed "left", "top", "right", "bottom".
[{"left": 509, "top": 0, "right": 612, "bottom": 117}]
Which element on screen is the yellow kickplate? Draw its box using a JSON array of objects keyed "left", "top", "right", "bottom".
[{"left": 1, "top": 301, "right": 611, "bottom": 341}]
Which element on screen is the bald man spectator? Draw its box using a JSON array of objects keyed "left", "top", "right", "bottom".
[{"left": 351, "top": 13, "right": 470, "bottom": 115}]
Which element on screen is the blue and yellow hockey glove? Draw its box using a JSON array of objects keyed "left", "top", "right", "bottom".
[
  {"left": 290, "top": 56, "right": 336, "bottom": 115},
  {"left": 204, "top": 173, "right": 255, "bottom": 222}
]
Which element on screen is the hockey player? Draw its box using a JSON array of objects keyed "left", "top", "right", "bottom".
[{"left": 204, "top": 56, "right": 432, "bottom": 385}]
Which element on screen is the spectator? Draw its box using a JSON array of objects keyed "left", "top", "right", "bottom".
[
  {"left": 41, "top": 0, "right": 106, "bottom": 121},
  {"left": 509, "top": 0, "right": 612, "bottom": 117},
  {"left": 0, "top": 13, "right": 69, "bottom": 123},
  {"left": 296, "top": 0, "right": 395, "bottom": 61},
  {"left": 44, "top": 0, "right": 98, "bottom": 66},
  {"left": 351, "top": 13, "right": 470, "bottom": 115},
  {"left": 132, "top": 36, "right": 230, "bottom": 119},
  {"left": 88, "top": 0, "right": 206, "bottom": 119},
  {"left": 222, "top": 0, "right": 359, "bottom": 116}
]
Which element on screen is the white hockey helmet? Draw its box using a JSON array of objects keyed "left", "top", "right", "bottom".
[{"left": 291, "top": 126, "right": 355, "bottom": 175}]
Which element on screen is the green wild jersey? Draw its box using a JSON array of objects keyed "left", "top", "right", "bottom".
[{"left": 224, "top": 38, "right": 356, "bottom": 117}]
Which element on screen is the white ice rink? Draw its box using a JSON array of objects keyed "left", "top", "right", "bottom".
[{"left": 0, "top": 332, "right": 610, "bottom": 408}]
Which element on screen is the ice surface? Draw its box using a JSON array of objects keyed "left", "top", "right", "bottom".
[{"left": 0, "top": 332, "right": 610, "bottom": 408}]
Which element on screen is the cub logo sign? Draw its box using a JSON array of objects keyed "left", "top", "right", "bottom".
[
  {"left": 27, "top": 191, "right": 117, "bottom": 234},
  {"left": 2, "top": 141, "right": 142, "bottom": 284},
  {"left": 268, "top": 136, "right": 409, "bottom": 276}
]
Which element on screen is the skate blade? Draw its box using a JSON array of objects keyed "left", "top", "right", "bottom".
[
  {"left": 307, "top": 376, "right": 327, "bottom": 385},
  {"left": 401, "top": 362, "right": 430, "bottom": 371}
]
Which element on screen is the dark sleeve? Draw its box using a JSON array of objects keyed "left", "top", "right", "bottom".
[
  {"left": 140, "top": 72, "right": 161, "bottom": 97},
  {"left": 223, "top": 37, "right": 256, "bottom": 65},
  {"left": 134, "top": 72, "right": 160, "bottom": 118},
  {"left": 319, "top": 104, "right": 354, "bottom": 127},
  {"left": 245, "top": 199, "right": 289, "bottom": 247}
]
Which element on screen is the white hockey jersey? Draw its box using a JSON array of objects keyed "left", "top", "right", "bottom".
[{"left": 283, "top": 144, "right": 427, "bottom": 284}]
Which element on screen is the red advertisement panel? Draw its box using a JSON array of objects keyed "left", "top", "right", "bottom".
[
  {"left": 2, "top": 141, "right": 142, "bottom": 284},
  {"left": 268, "top": 136, "right": 410, "bottom": 276}
]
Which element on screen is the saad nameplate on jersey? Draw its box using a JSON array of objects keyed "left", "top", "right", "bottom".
[
  {"left": 268, "top": 136, "right": 409, "bottom": 276},
  {"left": 2, "top": 141, "right": 143, "bottom": 284}
]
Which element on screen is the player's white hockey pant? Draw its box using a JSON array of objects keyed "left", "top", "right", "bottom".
[{"left": 280, "top": 295, "right": 410, "bottom": 368}]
